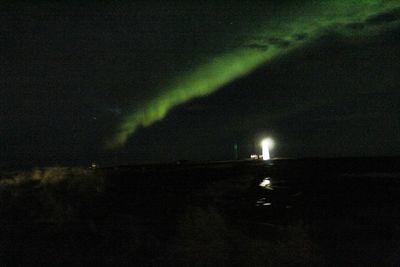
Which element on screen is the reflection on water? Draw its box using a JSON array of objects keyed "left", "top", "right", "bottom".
[
  {"left": 255, "top": 176, "right": 298, "bottom": 208},
  {"left": 255, "top": 197, "right": 272, "bottom": 207},
  {"left": 257, "top": 177, "right": 274, "bottom": 207},
  {"left": 259, "top": 177, "right": 272, "bottom": 190}
]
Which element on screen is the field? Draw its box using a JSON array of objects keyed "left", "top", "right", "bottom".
[{"left": 1, "top": 157, "right": 400, "bottom": 266}]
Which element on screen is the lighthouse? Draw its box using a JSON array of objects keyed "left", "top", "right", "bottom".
[{"left": 261, "top": 138, "right": 274, "bottom": 160}]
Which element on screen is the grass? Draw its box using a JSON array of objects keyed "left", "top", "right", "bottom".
[{"left": 0, "top": 167, "right": 105, "bottom": 223}]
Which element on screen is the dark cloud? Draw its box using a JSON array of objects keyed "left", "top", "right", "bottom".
[
  {"left": 346, "top": 22, "right": 366, "bottom": 30},
  {"left": 248, "top": 36, "right": 293, "bottom": 50},
  {"left": 293, "top": 33, "right": 309, "bottom": 41},
  {"left": 365, "top": 7, "right": 400, "bottom": 25},
  {"left": 243, "top": 43, "right": 269, "bottom": 51},
  {"left": 266, "top": 37, "right": 292, "bottom": 48}
]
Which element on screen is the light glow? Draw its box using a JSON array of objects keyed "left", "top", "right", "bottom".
[{"left": 261, "top": 138, "right": 274, "bottom": 160}]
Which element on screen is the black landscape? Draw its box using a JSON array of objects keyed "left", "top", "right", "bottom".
[{"left": 2, "top": 157, "right": 400, "bottom": 266}]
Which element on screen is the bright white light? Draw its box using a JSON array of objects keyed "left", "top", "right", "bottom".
[
  {"left": 261, "top": 138, "right": 274, "bottom": 160},
  {"left": 261, "top": 138, "right": 274, "bottom": 149},
  {"left": 259, "top": 178, "right": 271, "bottom": 187},
  {"left": 262, "top": 145, "right": 270, "bottom": 160}
]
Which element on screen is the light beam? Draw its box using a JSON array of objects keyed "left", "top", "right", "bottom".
[{"left": 261, "top": 138, "right": 274, "bottom": 160}]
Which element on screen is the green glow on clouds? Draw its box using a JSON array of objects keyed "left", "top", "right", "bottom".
[{"left": 108, "top": 0, "right": 400, "bottom": 148}]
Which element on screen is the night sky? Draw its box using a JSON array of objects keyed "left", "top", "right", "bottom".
[{"left": 1, "top": 1, "right": 400, "bottom": 167}]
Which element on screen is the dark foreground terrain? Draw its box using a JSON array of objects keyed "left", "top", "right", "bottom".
[{"left": 1, "top": 157, "right": 400, "bottom": 266}]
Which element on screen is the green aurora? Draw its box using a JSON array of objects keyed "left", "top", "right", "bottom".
[{"left": 108, "top": 1, "right": 400, "bottom": 148}]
